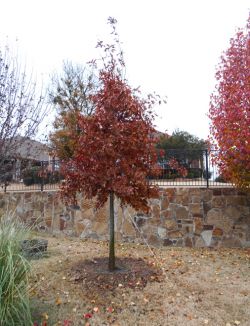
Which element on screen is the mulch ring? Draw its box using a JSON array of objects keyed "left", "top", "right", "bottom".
[{"left": 69, "top": 257, "right": 164, "bottom": 292}]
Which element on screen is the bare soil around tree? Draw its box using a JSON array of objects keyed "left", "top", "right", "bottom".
[{"left": 30, "top": 234, "right": 250, "bottom": 326}]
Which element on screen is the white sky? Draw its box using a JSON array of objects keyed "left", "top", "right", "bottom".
[{"left": 0, "top": 0, "right": 249, "bottom": 140}]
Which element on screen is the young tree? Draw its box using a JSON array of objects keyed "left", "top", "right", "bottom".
[
  {"left": 61, "top": 18, "right": 160, "bottom": 271},
  {"left": 209, "top": 14, "right": 250, "bottom": 190},
  {"left": 49, "top": 61, "right": 97, "bottom": 160},
  {"left": 0, "top": 45, "right": 48, "bottom": 182}
]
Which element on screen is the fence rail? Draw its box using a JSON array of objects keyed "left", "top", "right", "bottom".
[
  {"left": 150, "top": 149, "right": 233, "bottom": 188},
  {"left": 0, "top": 150, "right": 233, "bottom": 192},
  {"left": 0, "top": 159, "right": 62, "bottom": 192}
]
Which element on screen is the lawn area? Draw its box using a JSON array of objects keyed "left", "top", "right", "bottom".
[{"left": 30, "top": 234, "right": 250, "bottom": 326}]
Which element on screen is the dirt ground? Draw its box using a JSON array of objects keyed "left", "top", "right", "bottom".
[{"left": 29, "top": 234, "right": 250, "bottom": 326}]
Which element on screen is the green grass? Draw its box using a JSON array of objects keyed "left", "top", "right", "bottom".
[{"left": 0, "top": 211, "right": 33, "bottom": 326}]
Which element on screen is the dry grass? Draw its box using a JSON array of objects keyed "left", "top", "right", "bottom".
[{"left": 30, "top": 234, "right": 250, "bottom": 326}]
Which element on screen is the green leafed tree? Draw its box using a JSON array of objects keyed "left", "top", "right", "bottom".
[
  {"left": 156, "top": 129, "right": 206, "bottom": 151},
  {"left": 156, "top": 130, "right": 207, "bottom": 173}
]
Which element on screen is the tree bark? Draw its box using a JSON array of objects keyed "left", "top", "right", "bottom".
[{"left": 108, "top": 191, "right": 116, "bottom": 271}]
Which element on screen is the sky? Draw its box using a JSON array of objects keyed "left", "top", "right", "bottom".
[{"left": 0, "top": 0, "right": 249, "bottom": 140}]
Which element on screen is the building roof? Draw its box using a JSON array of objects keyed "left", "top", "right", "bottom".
[{"left": 4, "top": 136, "right": 50, "bottom": 161}]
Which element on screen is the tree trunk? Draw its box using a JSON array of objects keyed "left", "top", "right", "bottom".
[{"left": 108, "top": 191, "right": 116, "bottom": 271}]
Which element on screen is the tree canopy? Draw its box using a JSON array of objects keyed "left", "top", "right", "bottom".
[
  {"left": 61, "top": 69, "right": 159, "bottom": 211},
  {"left": 156, "top": 129, "right": 206, "bottom": 151},
  {"left": 209, "top": 14, "right": 250, "bottom": 190}
]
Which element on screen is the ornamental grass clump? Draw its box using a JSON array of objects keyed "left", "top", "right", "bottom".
[{"left": 0, "top": 211, "right": 33, "bottom": 326}]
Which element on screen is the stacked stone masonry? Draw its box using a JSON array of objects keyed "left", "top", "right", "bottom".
[{"left": 0, "top": 188, "right": 249, "bottom": 247}]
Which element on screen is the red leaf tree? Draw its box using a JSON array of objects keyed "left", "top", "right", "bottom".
[
  {"left": 209, "top": 14, "right": 250, "bottom": 190},
  {"left": 61, "top": 18, "right": 160, "bottom": 271}
]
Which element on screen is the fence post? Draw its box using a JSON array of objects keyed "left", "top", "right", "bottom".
[
  {"left": 205, "top": 149, "right": 209, "bottom": 188},
  {"left": 41, "top": 161, "right": 44, "bottom": 192}
]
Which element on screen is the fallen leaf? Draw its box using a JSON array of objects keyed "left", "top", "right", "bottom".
[
  {"left": 184, "top": 313, "right": 193, "bottom": 320},
  {"left": 106, "top": 307, "right": 114, "bottom": 313},
  {"left": 55, "top": 297, "right": 62, "bottom": 305},
  {"left": 93, "top": 307, "right": 99, "bottom": 313},
  {"left": 63, "top": 321, "right": 72, "bottom": 326},
  {"left": 42, "top": 313, "right": 49, "bottom": 320}
]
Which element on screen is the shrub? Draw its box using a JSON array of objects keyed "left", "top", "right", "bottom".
[
  {"left": 22, "top": 167, "right": 42, "bottom": 186},
  {"left": 0, "top": 212, "right": 33, "bottom": 325},
  {"left": 22, "top": 167, "right": 63, "bottom": 186},
  {"left": 187, "top": 168, "right": 203, "bottom": 179},
  {"left": 47, "top": 170, "right": 63, "bottom": 184},
  {"left": 215, "top": 175, "right": 227, "bottom": 183}
]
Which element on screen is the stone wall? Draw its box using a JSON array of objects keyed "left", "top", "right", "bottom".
[{"left": 0, "top": 188, "right": 249, "bottom": 247}]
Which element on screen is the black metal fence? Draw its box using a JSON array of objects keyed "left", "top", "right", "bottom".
[
  {"left": 0, "top": 150, "right": 233, "bottom": 192},
  {"left": 150, "top": 149, "right": 232, "bottom": 187},
  {"left": 0, "top": 160, "right": 62, "bottom": 192}
]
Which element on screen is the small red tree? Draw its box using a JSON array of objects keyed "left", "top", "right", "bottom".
[
  {"left": 61, "top": 18, "right": 160, "bottom": 271},
  {"left": 209, "top": 14, "right": 250, "bottom": 190}
]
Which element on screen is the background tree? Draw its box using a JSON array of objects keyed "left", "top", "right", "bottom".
[
  {"left": 156, "top": 129, "right": 206, "bottom": 151},
  {"left": 156, "top": 129, "right": 207, "bottom": 176},
  {"left": 209, "top": 14, "right": 250, "bottom": 190},
  {"left": 61, "top": 17, "right": 160, "bottom": 271},
  {"left": 49, "top": 61, "right": 97, "bottom": 160},
  {"left": 0, "top": 45, "right": 48, "bottom": 186}
]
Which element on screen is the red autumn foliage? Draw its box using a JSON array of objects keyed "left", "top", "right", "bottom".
[
  {"left": 61, "top": 69, "right": 160, "bottom": 211},
  {"left": 83, "top": 313, "right": 93, "bottom": 319},
  {"left": 168, "top": 158, "right": 188, "bottom": 178},
  {"left": 209, "top": 14, "right": 250, "bottom": 190},
  {"left": 63, "top": 321, "right": 72, "bottom": 326},
  {"left": 59, "top": 17, "right": 162, "bottom": 271}
]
